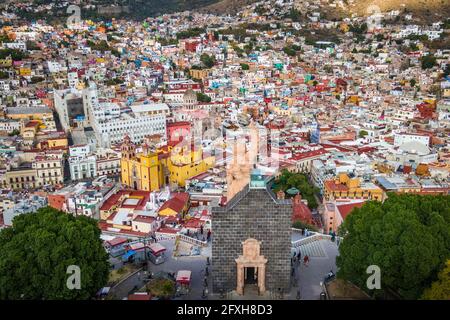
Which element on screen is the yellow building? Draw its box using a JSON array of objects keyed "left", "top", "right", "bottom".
[
  {"left": 19, "top": 67, "right": 31, "bottom": 76},
  {"left": 167, "top": 144, "right": 215, "bottom": 187},
  {"left": 189, "top": 68, "right": 211, "bottom": 81},
  {"left": 0, "top": 56, "right": 12, "bottom": 68},
  {"left": 6, "top": 107, "right": 53, "bottom": 121},
  {"left": 36, "top": 132, "right": 69, "bottom": 151},
  {"left": 120, "top": 137, "right": 165, "bottom": 192},
  {"left": 120, "top": 136, "right": 215, "bottom": 190},
  {"left": 323, "top": 173, "right": 384, "bottom": 202}
]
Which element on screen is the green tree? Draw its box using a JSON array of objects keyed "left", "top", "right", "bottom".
[
  {"left": 105, "top": 78, "right": 124, "bottom": 86},
  {"left": 288, "top": 8, "right": 302, "bottom": 22},
  {"left": 410, "top": 79, "right": 417, "bottom": 87},
  {"left": 196, "top": 92, "right": 211, "bottom": 103},
  {"left": 292, "top": 220, "right": 318, "bottom": 232},
  {"left": 244, "top": 42, "right": 254, "bottom": 55},
  {"left": 283, "top": 46, "right": 297, "bottom": 57},
  {"left": 200, "top": 53, "right": 216, "bottom": 69},
  {"left": 0, "top": 48, "right": 28, "bottom": 61},
  {"left": 8, "top": 129, "right": 20, "bottom": 136},
  {"left": 146, "top": 279, "right": 175, "bottom": 299},
  {"left": 444, "top": 64, "right": 450, "bottom": 78},
  {"left": 421, "top": 54, "right": 437, "bottom": 70},
  {"left": 359, "top": 130, "right": 368, "bottom": 138},
  {"left": 336, "top": 193, "right": 450, "bottom": 299},
  {"left": 176, "top": 27, "right": 205, "bottom": 40},
  {"left": 421, "top": 260, "right": 450, "bottom": 300},
  {"left": 240, "top": 63, "right": 250, "bottom": 70},
  {"left": 0, "top": 207, "right": 110, "bottom": 299},
  {"left": 273, "top": 169, "right": 318, "bottom": 209}
]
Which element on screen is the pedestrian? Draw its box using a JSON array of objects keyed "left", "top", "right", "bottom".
[
  {"left": 200, "top": 224, "right": 204, "bottom": 235},
  {"left": 336, "top": 237, "right": 340, "bottom": 246},
  {"left": 297, "top": 250, "right": 301, "bottom": 261},
  {"left": 207, "top": 229, "right": 211, "bottom": 242},
  {"left": 303, "top": 255, "right": 309, "bottom": 267}
]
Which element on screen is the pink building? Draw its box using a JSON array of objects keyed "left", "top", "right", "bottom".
[{"left": 323, "top": 200, "right": 365, "bottom": 233}]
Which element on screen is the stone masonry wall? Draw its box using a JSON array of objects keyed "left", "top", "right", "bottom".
[{"left": 211, "top": 186, "right": 292, "bottom": 294}]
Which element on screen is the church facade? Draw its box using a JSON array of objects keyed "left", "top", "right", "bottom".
[{"left": 211, "top": 170, "right": 292, "bottom": 296}]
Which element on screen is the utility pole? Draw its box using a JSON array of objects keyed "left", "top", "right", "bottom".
[{"left": 143, "top": 236, "right": 148, "bottom": 271}]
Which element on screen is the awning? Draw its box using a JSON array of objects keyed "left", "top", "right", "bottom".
[
  {"left": 176, "top": 270, "right": 191, "bottom": 285},
  {"left": 122, "top": 250, "right": 136, "bottom": 260},
  {"left": 149, "top": 243, "right": 166, "bottom": 255}
]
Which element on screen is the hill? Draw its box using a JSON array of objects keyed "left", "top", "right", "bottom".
[
  {"left": 201, "top": 0, "right": 450, "bottom": 23},
  {"left": 3, "top": 0, "right": 450, "bottom": 23}
]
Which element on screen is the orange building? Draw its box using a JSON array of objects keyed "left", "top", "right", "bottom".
[{"left": 323, "top": 173, "right": 384, "bottom": 202}]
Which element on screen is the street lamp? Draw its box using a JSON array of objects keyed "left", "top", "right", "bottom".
[{"left": 319, "top": 281, "right": 327, "bottom": 300}]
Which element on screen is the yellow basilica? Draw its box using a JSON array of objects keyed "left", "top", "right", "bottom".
[{"left": 120, "top": 135, "right": 215, "bottom": 191}]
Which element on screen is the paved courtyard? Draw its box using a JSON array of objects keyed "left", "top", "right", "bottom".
[
  {"left": 109, "top": 232, "right": 339, "bottom": 300},
  {"left": 296, "top": 237, "right": 340, "bottom": 300},
  {"left": 110, "top": 239, "right": 211, "bottom": 300}
]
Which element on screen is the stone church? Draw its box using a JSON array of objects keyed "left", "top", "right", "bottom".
[{"left": 211, "top": 136, "right": 292, "bottom": 297}]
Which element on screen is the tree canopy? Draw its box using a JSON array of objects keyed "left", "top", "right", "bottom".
[
  {"left": 200, "top": 53, "right": 216, "bottom": 69},
  {"left": 0, "top": 207, "right": 109, "bottom": 300},
  {"left": 421, "top": 54, "right": 437, "bottom": 70},
  {"left": 421, "top": 260, "right": 450, "bottom": 300},
  {"left": 336, "top": 193, "right": 450, "bottom": 299},
  {"left": 273, "top": 169, "right": 319, "bottom": 209},
  {"left": 196, "top": 92, "right": 211, "bottom": 103}
]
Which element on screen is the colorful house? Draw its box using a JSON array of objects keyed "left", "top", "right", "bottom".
[
  {"left": 158, "top": 193, "right": 190, "bottom": 217},
  {"left": 323, "top": 173, "right": 384, "bottom": 202}
]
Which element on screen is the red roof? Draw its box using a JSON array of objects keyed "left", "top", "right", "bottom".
[
  {"left": 128, "top": 293, "right": 152, "bottom": 300},
  {"left": 324, "top": 180, "right": 349, "bottom": 192},
  {"left": 98, "top": 221, "right": 151, "bottom": 237},
  {"left": 157, "top": 227, "right": 179, "bottom": 234},
  {"left": 184, "top": 218, "right": 204, "bottom": 229},
  {"left": 292, "top": 200, "right": 313, "bottom": 224},
  {"left": 133, "top": 215, "right": 156, "bottom": 223},
  {"left": 290, "top": 148, "right": 328, "bottom": 161},
  {"left": 336, "top": 202, "right": 365, "bottom": 220},
  {"left": 158, "top": 193, "right": 189, "bottom": 214},
  {"left": 148, "top": 243, "right": 166, "bottom": 255},
  {"left": 106, "top": 237, "right": 128, "bottom": 247},
  {"left": 101, "top": 190, "right": 150, "bottom": 211}
]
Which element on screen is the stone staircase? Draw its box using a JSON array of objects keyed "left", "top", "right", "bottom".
[
  {"left": 297, "top": 240, "right": 326, "bottom": 257},
  {"left": 291, "top": 232, "right": 330, "bottom": 258}
]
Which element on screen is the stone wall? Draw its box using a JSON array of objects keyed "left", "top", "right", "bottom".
[{"left": 211, "top": 184, "right": 292, "bottom": 294}]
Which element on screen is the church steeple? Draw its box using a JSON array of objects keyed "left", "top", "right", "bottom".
[
  {"left": 121, "top": 134, "right": 136, "bottom": 160},
  {"left": 226, "top": 137, "right": 251, "bottom": 201}
]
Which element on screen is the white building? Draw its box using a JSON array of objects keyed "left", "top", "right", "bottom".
[
  {"left": 68, "top": 144, "right": 97, "bottom": 180},
  {"left": 54, "top": 89, "right": 86, "bottom": 131},
  {"left": 394, "top": 133, "right": 431, "bottom": 147},
  {"left": 95, "top": 148, "right": 121, "bottom": 176},
  {"left": 2, "top": 41, "right": 27, "bottom": 51},
  {"left": 0, "top": 119, "right": 22, "bottom": 133},
  {"left": 90, "top": 100, "right": 168, "bottom": 147}
]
